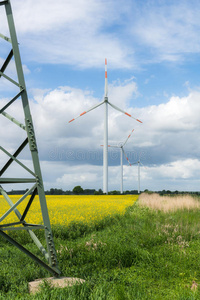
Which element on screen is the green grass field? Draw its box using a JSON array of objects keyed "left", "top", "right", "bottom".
[{"left": 1, "top": 194, "right": 200, "bottom": 299}]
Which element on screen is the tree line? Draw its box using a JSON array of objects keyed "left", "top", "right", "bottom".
[
  {"left": 46, "top": 186, "right": 139, "bottom": 195},
  {"left": 7, "top": 186, "right": 139, "bottom": 195},
  {"left": 6, "top": 187, "right": 200, "bottom": 195}
]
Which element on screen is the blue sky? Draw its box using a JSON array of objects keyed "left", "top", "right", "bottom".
[{"left": 1, "top": 0, "right": 200, "bottom": 192}]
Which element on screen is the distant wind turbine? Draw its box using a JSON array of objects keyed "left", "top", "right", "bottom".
[
  {"left": 102, "top": 129, "right": 134, "bottom": 194},
  {"left": 131, "top": 158, "right": 146, "bottom": 194},
  {"left": 69, "top": 59, "right": 142, "bottom": 194}
]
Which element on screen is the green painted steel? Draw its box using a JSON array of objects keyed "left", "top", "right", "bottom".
[
  {"left": 0, "top": 49, "right": 13, "bottom": 76},
  {"left": 0, "top": 32, "right": 11, "bottom": 42},
  {"left": 0, "top": 146, "right": 36, "bottom": 176},
  {"left": 0, "top": 231, "right": 60, "bottom": 276},
  {"left": 0, "top": 138, "right": 28, "bottom": 176},
  {"left": 0, "top": 0, "right": 60, "bottom": 275},
  {"left": 0, "top": 89, "right": 24, "bottom": 113},
  {"left": 0, "top": 186, "right": 50, "bottom": 261},
  {"left": 1, "top": 111, "right": 26, "bottom": 130}
]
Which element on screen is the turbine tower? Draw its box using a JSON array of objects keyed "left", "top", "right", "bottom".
[
  {"left": 103, "top": 129, "right": 134, "bottom": 194},
  {"left": 137, "top": 159, "right": 141, "bottom": 194},
  {"left": 69, "top": 59, "right": 142, "bottom": 194},
  {"left": 0, "top": 0, "right": 60, "bottom": 276},
  {"left": 132, "top": 159, "right": 145, "bottom": 194}
]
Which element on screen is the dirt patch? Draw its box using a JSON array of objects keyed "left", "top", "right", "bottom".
[{"left": 29, "top": 277, "right": 85, "bottom": 294}]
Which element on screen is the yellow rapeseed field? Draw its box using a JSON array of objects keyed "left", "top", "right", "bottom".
[{"left": 0, "top": 195, "right": 138, "bottom": 226}]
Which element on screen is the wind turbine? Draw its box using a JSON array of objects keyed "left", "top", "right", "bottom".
[
  {"left": 103, "top": 129, "right": 134, "bottom": 194},
  {"left": 132, "top": 158, "right": 145, "bottom": 194},
  {"left": 69, "top": 59, "right": 142, "bottom": 194}
]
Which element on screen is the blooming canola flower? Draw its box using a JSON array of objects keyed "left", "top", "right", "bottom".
[{"left": 0, "top": 195, "right": 138, "bottom": 226}]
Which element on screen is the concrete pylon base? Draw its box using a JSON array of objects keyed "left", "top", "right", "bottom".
[{"left": 29, "top": 277, "right": 85, "bottom": 294}]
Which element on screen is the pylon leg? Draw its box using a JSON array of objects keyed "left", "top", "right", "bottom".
[{"left": 0, "top": 0, "right": 60, "bottom": 276}]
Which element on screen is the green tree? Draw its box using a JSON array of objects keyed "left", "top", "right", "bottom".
[{"left": 73, "top": 185, "right": 84, "bottom": 195}]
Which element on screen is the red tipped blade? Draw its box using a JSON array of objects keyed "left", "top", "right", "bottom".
[
  {"left": 108, "top": 101, "right": 142, "bottom": 123},
  {"left": 68, "top": 101, "right": 104, "bottom": 123},
  {"left": 69, "top": 118, "right": 75, "bottom": 123},
  {"left": 123, "top": 128, "right": 134, "bottom": 146}
]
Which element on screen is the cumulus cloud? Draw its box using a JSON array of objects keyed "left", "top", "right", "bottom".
[
  {"left": 57, "top": 165, "right": 100, "bottom": 186},
  {"left": 2, "top": 0, "right": 200, "bottom": 70},
  {"left": 2, "top": 0, "right": 200, "bottom": 193},
  {"left": 27, "top": 78, "right": 140, "bottom": 154},
  {"left": 132, "top": 91, "right": 200, "bottom": 165},
  {"left": 1, "top": 77, "right": 200, "bottom": 191},
  {"left": 0, "top": 0, "right": 132, "bottom": 69}
]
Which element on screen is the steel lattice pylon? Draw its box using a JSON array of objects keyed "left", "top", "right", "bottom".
[{"left": 0, "top": 0, "right": 60, "bottom": 276}]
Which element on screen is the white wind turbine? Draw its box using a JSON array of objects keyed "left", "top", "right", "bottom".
[
  {"left": 132, "top": 158, "right": 146, "bottom": 194},
  {"left": 69, "top": 59, "right": 142, "bottom": 194},
  {"left": 103, "top": 129, "right": 134, "bottom": 194}
]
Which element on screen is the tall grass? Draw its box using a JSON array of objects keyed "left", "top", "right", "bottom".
[{"left": 138, "top": 193, "right": 200, "bottom": 212}]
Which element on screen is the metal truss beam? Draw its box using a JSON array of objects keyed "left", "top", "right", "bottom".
[
  {"left": 0, "top": 230, "right": 60, "bottom": 276},
  {"left": 0, "top": 186, "right": 50, "bottom": 261},
  {"left": 0, "top": 0, "right": 60, "bottom": 276},
  {"left": 0, "top": 2, "right": 8, "bottom": 7},
  {"left": 0, "top": 49, "right": 13, "bottom": 77},
  {"left": 0, "top": 89, "right": 24, "bottom": 113},
  {"left": 20, "top": 187, "right": 37, "bottom": 221},
  {"left": 0, "top": 138, "right": 28, "bottom": 176}
]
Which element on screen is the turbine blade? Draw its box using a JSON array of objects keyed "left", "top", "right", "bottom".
[
  {"left": 122, "top": 148, "right": 131, "bottom": 166},
  {"left": 108, "top": 101, "right": 142, "bottom": 123},
  {"left": 140, "top": 161, "right": 147, "bottom": 169},
  {"left": 123, "top": 128, "right": 134, "bottom": 146},
  {"left": 100, "top": 144, "right": 119, "bottom": 148},
  {"left": 105, "top": 58, "right": 108, "bottom": 97},
  {"left": 109, "top": 145, "right": 119, "bottom": 148},
  {"left": 69, "top": 100, "right": 104, "bottom": 123}
]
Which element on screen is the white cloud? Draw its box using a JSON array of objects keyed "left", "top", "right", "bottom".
[
  {"left": 13, "top": 0, "right": 114, "bottom": 34},
  {"left": 51, "top": 158, "right": 200, "bottom": 191},
  {"left": 109, "top": 78, "right": 138, "bottom": 107},
  {"left": 27, "top": 78, "right": 140, "bottom": 154},
  {"left": 133, "top": 91, "right": 200, "bottom": 153},
  {"left": 2, "top": 83, "right": 200, "bottom": 159},
  {"left": 1, "top": 0, "right": 200, "bottom": 69},
  {"left": 57, "top": 166, "right": 100, "bottom": 186},
  {"left": 1, "top": 79, "right": 200, "bottom": 191},
  {"left": 150, "top": 159, "right": 200, "bottom": 180},
  {"left": 131, "top": 1, "right": 200, "bottom": 62},
  {"left": 2, "top": 0, "right": 200, "bottom": 193},
  {"left": 1, "top": 0, "right": 132, "bottom": 69}
]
